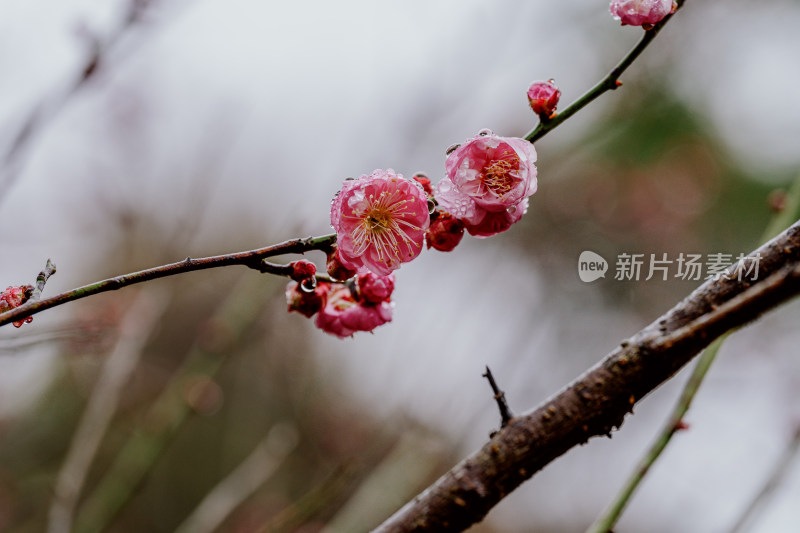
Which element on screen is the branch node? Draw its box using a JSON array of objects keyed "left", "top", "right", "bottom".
[
  {"left": 483, "top": 366, "right": 514, "bottom": 431},
  {"left": 31, "top": 258, "right": 56, "bottom": 301}
]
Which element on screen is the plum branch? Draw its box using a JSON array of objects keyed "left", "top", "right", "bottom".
[
  {"left": 0, "top": 234, "right": 335, "bottom": 328},
  {"left": 526, "top": 0, "right": 687, "bottom": 143},
  {"left": 373, "top": 219, "right": 800, "bottom": 532}
]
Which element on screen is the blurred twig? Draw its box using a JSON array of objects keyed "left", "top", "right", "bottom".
[
  {"left": 0, "top": 328, "right": 84, "bottom": 354},
  {"left": 47, "top": 287, "right": 171, "bottom": 533},
  {"left": 0, "top": 234, "right": 336, "bottom": 328},
  {"left": 323, "top": 432, "right": 447, "bottom": 533},
  {"left": 258, "top": 465, "right": 361, "bottom": 533},
  {"left": 374, "top": 218, "right": 800, "bottom": 532},
  {"left": 728, "top": 425, "right": 800, "bottom": 533},
  {"left": 174, "top": 423, "right": 299, "bottom": 533},
  {"left": 0, "top": 0, "right": 153, "bottom": 204},
  {"left": 72, "top": 275, "right": 276, "bottom": 533},
  {"left": 525, "top": 0, "right": 687, "bottom": 144}
]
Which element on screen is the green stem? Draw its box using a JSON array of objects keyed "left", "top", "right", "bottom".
[
  {"left": 0, "top": 234, "right": 336, "bottom": 328},
  {"left": 526, "top": 0, "right": 687, "bottom": 144}
]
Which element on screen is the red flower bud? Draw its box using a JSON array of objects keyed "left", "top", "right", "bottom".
[
  {"left": 527, "top": 80, "right": 561, "bottom": 118},
  {"left": 285, "top": 281, "right": 329, "bottom": 318},
  {"left": 0, "top": 285, "right": 34, "bottom": 328},
  {"left": 411, "top": 173, "right": 433, "bottom": 196},
  {"left": 326, "top": 247, "right": 358, "bottom": 281},
  {"left": 289, "top": 260, "right": 317, "bottom": 282},
  {"left": 425, "top": 212, "right": 465, "bottom": 252}
]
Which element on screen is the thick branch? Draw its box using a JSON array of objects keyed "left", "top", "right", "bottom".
[
  {"left": 525, "top": 0, "right": 687, "bottom": 144},
  {"left": 0, "top": 234, "right": 336, "bottom": 328},
  {"left": 374, "top": 219, "right": 800, "bottom": 533}
]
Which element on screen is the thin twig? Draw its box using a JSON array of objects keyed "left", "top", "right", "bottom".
[
  {"left": 373, "top": 219, "right": 800, "bottom": 532},
  {"left": 0, "top": 234, "right": 336, "bottom": 328},
  {"left": 483, "top": 366, "right": 514, "bottom": 429},
  {"left": 728, "top": 426, "right": 800, "bottom": 533},
  {"left": 32, "top": 259, "right": 57, "bottom": 301},
  {"left": 0, "top": 0, "right": 153, "bottom": 204},
  {"left": 525, "top": 0, "right": 687, "bottom": 144}
]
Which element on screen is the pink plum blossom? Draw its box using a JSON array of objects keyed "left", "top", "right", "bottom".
[
  {"left": 527, "top": 80, "right": 561, "bottom": 117},
  {"left": 314, "top": 284, "right": 393, "bottom": 338},
  {"left": 609, "top": 0, "right": 675, "bottom": 27},
  {"left": 435, "top": 130, "right": 537, "bottom": 237},
  {"left": 331, "top": 169, "right": 430, "bottom": 276},
  {"left": 464, "top": 198, "right": 528, "bottom": 238}
]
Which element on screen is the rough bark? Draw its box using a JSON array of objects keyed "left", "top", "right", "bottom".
[{"left": 374, "top": 220, "right": 800, "bottom": 532}]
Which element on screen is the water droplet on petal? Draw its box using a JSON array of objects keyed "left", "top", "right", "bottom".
[
  {"left": 478, "top": 128, "right": 493, "bottom": 136},
  {"left": 446, "top": 143, "right": 460, "bottom": 155},
  {"left": 507, "top": 205, "right": 517, "bottom": 214},
  {"left": 427, "top": 199, "right": 437, "bottom": 214}
]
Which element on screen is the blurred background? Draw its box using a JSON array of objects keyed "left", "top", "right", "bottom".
[{"left": 2, "top": 0, "right": 800, "bottom": 531}]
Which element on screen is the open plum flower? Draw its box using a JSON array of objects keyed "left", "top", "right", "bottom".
[
  {"left": 434, "top": 130, "right": 537, "bottom": 238},
  {"left": 331, "top": 169, "right": 430, "bottom": 276},
  {"left": 314, "top": 283, "right": 393, "bottom": 338},
  {"left": 609, "top": 0, "right": 676, "bottom": 27}
]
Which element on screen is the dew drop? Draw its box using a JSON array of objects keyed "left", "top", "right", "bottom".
[
  {"left": 427, "top": 199, "right": 437, "bottom": 214},
  {"left": 507, "top": 205, "right": 517, "bottom": 214},
  {"left": 446, "top": 143, "right": 460, "bottom": 155},
  {"left": 300, "top": 277, "right": 317, "bottom": 293},
  {"left": 478, "top": 128, "right": 493, "bottom": 136}
]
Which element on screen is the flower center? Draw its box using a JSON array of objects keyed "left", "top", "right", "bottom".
[
  {"left": 480, "top": 151, "right": 520, "bottom": 198},
  {"left": 347, "top": 189, "right": 422, "bottom": 265}
]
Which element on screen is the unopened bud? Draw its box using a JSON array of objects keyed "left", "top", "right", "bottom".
[
  {"left": 527, "top": 80, "right": 561, "bottom": 118},
  {"left": 425, "top": 212, "right": 465, "bottom": 252},
  {"left": 289, "top": 260, "right": 317, "bottom": 282},
  {"left": 326, "top": 247, "right": 358, "bottom": 281},
  {"left": 0, "top": 285, "right": 35, "bottom": 328},
  {"left": 285, "top": 281, "right": 329, "bottom": 318},
  {"left": 411, "top": 173, "right": 433, "bottom": 196}
]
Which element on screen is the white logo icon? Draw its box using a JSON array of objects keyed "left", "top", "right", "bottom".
[{"left": 578, "top": 251, "right": 608, "bottom": 282}]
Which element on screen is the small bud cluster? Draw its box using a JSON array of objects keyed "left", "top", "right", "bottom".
[
  {"left": 0, "top": 285, "right": 34, "bottom": 328},
  {"left": 286, "top": 261, "right": 395, "bottom": 338}
]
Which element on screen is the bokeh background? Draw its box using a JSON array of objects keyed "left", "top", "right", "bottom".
[{"left": 2, "top": 1, "right": 800, "bottom": 531}]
